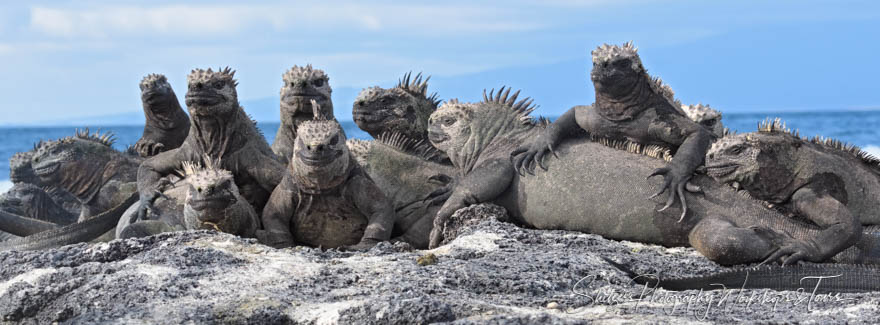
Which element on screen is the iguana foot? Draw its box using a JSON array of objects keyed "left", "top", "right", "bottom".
[
  {"left": 647, "top": 165, "right": 701, "bottom": 222},
  {"left": 510, "top": 134, "right": 558, "bottom": 176},
  {"left": 134, "top": 139, "right": 166, "bottom": 157},
  {"left": 342, "top": 239, "right": 380, "bottom": 252}
]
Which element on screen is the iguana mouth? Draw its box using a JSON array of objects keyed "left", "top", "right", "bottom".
[
  {"left": 32, "top": 163, "right": 59, "bottom": 176},
  {"left": 188, "top": 196, "right": 235, "bottom": 211},
  {"left": 298, "top": 150, "right": 343, "bottom": 166},
  {"left": 428, "top": 131, "right": 448, "bottom": 144},
  {"left": 352, "top": 111, "right": 387, "bottom": 124},
  {"left": 186, "top": 93, "right": 223, "bottom": 106},
  {"left": 704, "top": 164, "right": 739, "bottom": 178}
]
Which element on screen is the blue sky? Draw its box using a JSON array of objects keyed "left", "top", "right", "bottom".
[{"left": 0, "top": 0, "right": 878, "bottom": 125}]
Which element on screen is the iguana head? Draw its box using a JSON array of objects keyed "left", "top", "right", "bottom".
[
  {"left": 706, "top": 128, "right": 798, "bottom": 192},
  {"left": 31, "top": 130, "right": 117, "bottom": 184},
  {"left": 185, "top": 67, "right": 239, "bottom": 119},
  {"left": 682, "top": 103, "right": 724, "bottom": 138},
  {"left": 9, "top": 150, "right": 37, "bottom": 184},
  {"left": 180, "top": 157, "right": 240, "bottom": 228},
  {"left": 280, "top": 65, "right": 333, "bottom": 124},
  {"left": 590, "top": 41, "right": 646, "bottom": 97},
  {"left": 139, "top": 74, "right": 184, "bottom": 128},
  {"left": 590, "top": 42, "right": 679, "bottom": 111},
  {"left": 353, "top": 72, "right": 440, "bottom": 139},
  {"left": 291, "top": 100, "right": 351, "bottom": 193},
  {"left": 429, "top": 88, "right": 536, "bottom": 171}
]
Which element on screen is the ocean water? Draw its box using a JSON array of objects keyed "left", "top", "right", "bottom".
[{"left": 0, "top": 111, "right": 879, "bottom": 193}]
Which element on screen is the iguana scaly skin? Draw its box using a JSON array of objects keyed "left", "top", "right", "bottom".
[
  {"left": 260, "top": 102, "right": 395, "bottom": 250},
  {"left": 425, "top": 89, "right": 880, "bottom": 267},
  {"left": 705, "top": 118, "right": 880, "bottom": 264},
  {"left": 513, "top": 42, "right": 714, "bottom": 220},
  {"left": 136, "top": 67, "right": 284, "bottom": 221},
  {"left": 272, "top": 65, "right": 334, "bottom": 164},
  {"left": 1, "top": 148, "right": 80, "bottom": 226},
  {"left": 31, "top": 130, "right": 140, "bottom": 222},
  {"left": 353, "top": 72, "right": 441, "bottom": 141},
  {"left": 116, "top": 157, "right": 259, "bottom": 239},
  {"left": 134, "top": 74, "right": 191, "bottom": 157},
  {"left": 682, "top": 103, "right": 724, "bottom": 138},
  {"left": 347, "top": 133, "right": 454, "bottom": 249}
]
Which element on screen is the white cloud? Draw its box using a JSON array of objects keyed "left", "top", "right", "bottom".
[
  {"left": 29, "top": 3, "right": 545, "bottom": 39},
  {"left": 865, "top": 145, "right": 880, "bottom": 158}
]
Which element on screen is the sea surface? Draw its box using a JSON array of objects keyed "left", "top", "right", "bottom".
[{"left": 1, "top": 111, "right": 879, "bottom": 192}]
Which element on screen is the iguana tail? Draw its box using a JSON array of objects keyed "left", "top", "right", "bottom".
[
  {"left": 0, "top": 209, "right": 59, "bottom": 236},
  {"left": 604, "top": 257, "right": 880, "bottom": 293},
  {"left": 0, "top": 193, "right": 138, "bottom": 251}
]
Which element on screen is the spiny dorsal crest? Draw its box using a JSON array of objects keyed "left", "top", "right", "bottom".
[
  {"left": 179, "top": 155, "right": 231, "bottom": 180},
  {"left": 346, "top": 139, "right": 371, "bottom": 167},
  {"left": 299, "top": 100, "right": 342, "bottom": 138},
  {"left": 590, "top": 135, "right": 673, "bottom": 162},
  {"left": 757, "top": 117, "right": 880, "bottom": 171},
  {"left": 591, "top": 41, "right": 643, "bottom": 71},
  {"left": 481, "top": 87, "right": 538, "bottom": 125},
  {"left": 139, "top": 73, "right": 169, "bottom": 91},
  {"left": 188, "top": 67, "right": 238, "bottom": 87},
  {"left": 283, "top": 64, "right": 328, "bottom": 84},
  {"left": 376, "top": 131, "right": 446, "bottom": 162},
  {"left": 396, "top": 71, "right": 441, "bottom": 108},
  {"left": 71, "top": 128, "right": 116, "bottom": 147},
  {"left": 650, "top": 76, "right": 681, "bottom": 108}
]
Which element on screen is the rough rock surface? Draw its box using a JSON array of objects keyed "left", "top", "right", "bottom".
[{"left": 1, "top": 204, "right": 879, "bottom": 324}]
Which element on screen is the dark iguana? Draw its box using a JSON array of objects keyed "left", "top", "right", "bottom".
[
  {"left": 136, "top": 67, "right": 285, "bottom": 222},
  {"left": 260, "top": 101, "right": 396, "bottom": 250},
  {"left": 348, "top": 132, "right": 454, "bottom": 249},
  {"left": 133, "top": 73, "right": 191, "bottom": 158},
  {"left": 512, "top": 42, "right": 714, "bottom": 220},
  {"left": 704, "top": 118, "right": 880, "bottom": 264},
  {"left": 424, "top": 89, "right": 880, "bottom": 268},
  {"left": 31, "top": 130, "right": 140, "bottom": 222},
  {"left": 353, "top": 72, "right": 441, "bottom": 142},
  {"left": 2, "top": 149, "right": 80, "bottom": 223},
  {"left": 272, "top": 65, "right": 334, "bottom": 164},
  {"left": 117, "top": 157, "right": 259, "bottom": 239}
]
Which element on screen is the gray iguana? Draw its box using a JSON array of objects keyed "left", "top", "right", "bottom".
[
  {"left": 353, "top": 72, "right": 441, "bottom": 142},
  {"left": 136, "top": 67, "right": 285, "bottom": 222},
  {"left": 272, "top": 65, "right": 335, "bottom": 165},
  {"left": 681, "top": 103, "right": 724, "bottom": 138},
  {"left": 512, "top": 42, "right": 714, "bottom": 220},
  {"left": 348, "top": 133, "right": 454, "bottom": 249},
  {"left": 260, "top": 101, "right": 396, "bottom": 250},
  {"left": 134, "top": 74, "right": 191, "bottom": 157},
  {"left": 424, "top": 89, "right": 880, "bottom": 267},
  {"left": 2, "top": 149, "right": 80, "bottom": 225},
  {"left": 117, "top": 156, "right": 259, "bottom": 239},
  {"left": 704, "top": 118, "right": 880, "bottom": 264}
]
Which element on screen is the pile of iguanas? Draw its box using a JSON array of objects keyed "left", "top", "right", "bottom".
[{"left": 3, "top": 42, "right": 880, "bottom": 293}]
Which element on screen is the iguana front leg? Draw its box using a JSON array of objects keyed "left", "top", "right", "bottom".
[
  {"left": 762, "top": 187, "right": 862, "bottom": 265},
  {"left": 646, "top": 114, "right": 713, "bottom": 221},
  {"left": 428, "top": 158, "right": 514, "bottom": 248},
  {"left": 344, "top": 174, "right": 396, "bottom": 251},
  {"left": 136, "top": 148, "right": 190, "bottom": 221},
  {"left": 511, "top": 107, "right": 578, "bottom": 175},
  {"left": 258, "top": 179, "right": 298, "bottom": 248}
]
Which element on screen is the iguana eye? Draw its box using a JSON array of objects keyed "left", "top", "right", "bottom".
[
  {"left": 312, "top": 79, "right": 324, "bottom": 87},
  {"left": 729, "top": 146, "right": 744, "bottom": 155},
  {"left": 613, "top": 59, "right": 630, "bottom": 68},
  {"left": 443, "top": 117, "right": 456, "bottom": 126},
  {"left": 212, "top": 82, "right": 223, "bottom": 90},
  {"left": 701, "top": 119, "right": 716, "bottom": 127},
  {"left": 329, "top": 135, "right": 339, "bottom": 145}
]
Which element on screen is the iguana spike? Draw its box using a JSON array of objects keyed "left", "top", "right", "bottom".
[{"left": 310, "top": 99, "right": 325, "bottom": 120}]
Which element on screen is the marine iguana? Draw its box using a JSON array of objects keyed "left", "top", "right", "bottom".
[
  {"left": 704, "top": 118, "right": 880, "bottom": 264},
  {"left": 353, "top": 72, "right": 441, "bottom": 141},
  {"left": 272, "top": 65, "right": 334, "bottom": 165},
  {"left": 117, "top": 156, "right": 259, "bottom": 239},
  {"left": 424, "top": 89, "right": 880, "bottom": 266},
  {"left": 133, "top": 73, "right": 191, "bottom": 158},
  {"left": 136, "top": 67, "right": 284, "bottom": 221},
  {"left": 2, "top": 149, "right": 80, "bottom": 223},
  {"left": 512, "top": 42, "right": 714, "bottom": 221},
  {"left": 348, "top": 132, "right": 454, "bottom": 248},
  {"left": 260, "top": 101, "right": 396, "bottom": 250},
  {"left": 31, "top": 130, "right": 139, "bottom": 222},
  {"left": 682, "top": 103, "right": 724, "bottom": 138}
]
